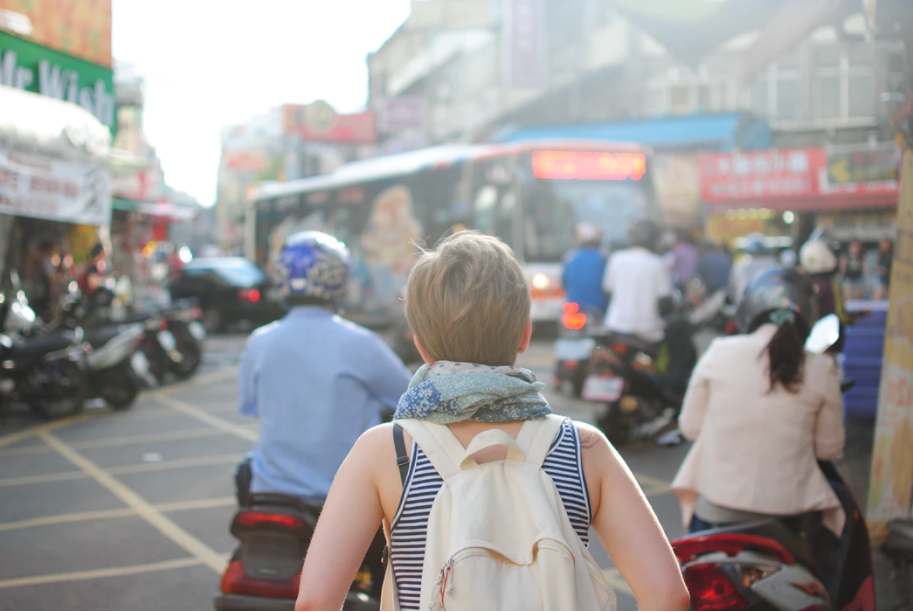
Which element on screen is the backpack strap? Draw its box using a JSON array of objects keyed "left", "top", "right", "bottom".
[
  {"left": 392, "top": 423, "right": 409, "bottom": 485},
  {"left": 516, "top": 414, "right": 567, "bottom": 468},
  {"left": 397, "top": 418, "right": 464, "bottom": 481}
]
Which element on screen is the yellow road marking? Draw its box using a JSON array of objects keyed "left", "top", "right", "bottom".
[
  {"left": 39, "top": 431, "right": 227, "bottom": 573},
  {"left": 152, "top": 366, "right": 238, "bottom": 396},
  {"left": 155, "top": 394, "right": 257, "bottom": 442},
  {"left": 0, "top": 496, "right": 237, "bottom": 533},
  {"left": 107, "top": 453, "right": 240, "bottom": 475},
  {"left": 0, "top": 508, "right": 137, "bottom": 532},
  {"left": 0, "top": 453, "right": 241, "bottom": 488},
  {"left": 0, "top": 470, "right": 86, "bottom": 487},
  {"left": 0, "top": 413, "right": 97, "bottom": 450},
  {"left": 0, "top": 557, "right": 203, "bottom": 590},
  {"left": 635, "top": 473, "right": 673, "bottom": 496},
  {"left": 0, "top": 427, "right": 224, "bottom": 458},
  {"left": 602, "top": 567, "right": 634, "bottom": 596}
]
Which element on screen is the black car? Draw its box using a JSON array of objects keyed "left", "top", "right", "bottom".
[{"left": 170, "top": 258, "right": 285, "bottom": 332}]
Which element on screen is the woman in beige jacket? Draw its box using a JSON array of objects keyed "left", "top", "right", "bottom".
[{"left": 672, "top": 267, "right": 846, "bottom": 535}]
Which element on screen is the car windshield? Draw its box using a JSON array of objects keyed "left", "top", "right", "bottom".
[{"left": 208, "top": 260, "right": 267, "bottom": 287}]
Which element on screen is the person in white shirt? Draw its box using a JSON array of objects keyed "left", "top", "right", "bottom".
[{"left": 602, "top": 220, "right": 673, "bottom": 344}]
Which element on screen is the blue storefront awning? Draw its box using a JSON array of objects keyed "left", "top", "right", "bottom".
[{"left": 493, "top": 112, "right": 771, "bottom": 152}]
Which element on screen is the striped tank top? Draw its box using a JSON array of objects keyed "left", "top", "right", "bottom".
[{"left": 390, "top": 419, "right": 592, "bottom": 610}]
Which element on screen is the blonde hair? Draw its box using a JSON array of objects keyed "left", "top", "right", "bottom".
[{"left": 406, "top": 232, "right": 531, "bottom": 366}]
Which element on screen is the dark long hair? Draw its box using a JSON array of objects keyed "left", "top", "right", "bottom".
[{"left": 761, "top": 318, "right": 810, "bottom": 393}]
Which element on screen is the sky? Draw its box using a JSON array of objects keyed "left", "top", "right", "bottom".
[{"left": 112, "top": 0, "right": 413, "bottom": 207}]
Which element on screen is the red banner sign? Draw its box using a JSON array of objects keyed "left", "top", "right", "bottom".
[
  {"left": 283, "top": 102, "right": 377, "bottom": 144},
  {"left": 700, "top": 148, "right": 823, "bottom": 202},
  {"left": 701, "top": 146, "right": 900, "bottom": 205}
]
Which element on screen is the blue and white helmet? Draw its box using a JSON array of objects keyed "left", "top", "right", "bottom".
[{"left": 275, "top": 231, "right": 351, "bottom": 303}]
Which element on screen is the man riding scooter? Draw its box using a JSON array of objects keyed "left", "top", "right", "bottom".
[
  {"left": 555, "top": 224, "right": 608, "bottom": 395},
  {"left": 236, "top": 231, "right": 411, "bottom": 504},
  {"left": 587, "top": 220, "right": 696, "bottom": 444},
  {"left": 561, "top": 223, "right": 608, "bottom": 315}
]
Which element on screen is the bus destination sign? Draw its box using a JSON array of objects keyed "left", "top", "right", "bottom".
[{"left": 531, "top": 150, "right": 646, "bottom": 181}]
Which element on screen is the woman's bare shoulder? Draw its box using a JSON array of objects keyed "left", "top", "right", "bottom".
[{"left": 573, "top": 420, "right": 609, "bottom": 452}]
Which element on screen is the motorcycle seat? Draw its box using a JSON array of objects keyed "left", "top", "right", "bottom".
[
  {"left": 8, "top": 332, "right": 77, "bottom": 363},
  {"left": 695, "top": 519, "right": 817, "bottom": 568},
  {"left": 84, "top": 325, "right": 131, "bottom": 347}
]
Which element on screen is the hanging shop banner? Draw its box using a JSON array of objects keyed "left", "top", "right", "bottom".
[
  {"left": 867, "top": 148, "right": 913, "bottom": 544},
  {"left": 823, "top": 142, "right": 902, "bottom": 194},
  {"left": 0, "top": 148, "right": 111, "bottom": 226},
  {"left": 700, "top": 147, "right": 823, "bottom": 202},
  {"left": 653, "top": 153, "right": 703, "bottom": 223},
  {"left": 0, "top": 30, "right": 115, "bottom": 131},
  {"left": 701, "top": 145, "right": 900, "bottom": 205}
]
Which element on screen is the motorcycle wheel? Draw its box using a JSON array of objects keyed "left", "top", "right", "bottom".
[
  {"left": 102, "top": 366, "right": 140, "bottom": 410},
  {"left": 597, "top": 403, "right": 632, "bottom": 447},
  {"left": 28, "top": 363, "right": 89, "bottom": 420}
]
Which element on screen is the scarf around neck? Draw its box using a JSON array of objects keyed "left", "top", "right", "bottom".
[{"left": 393, "top": 360, "right": 551, "bottom": 424}]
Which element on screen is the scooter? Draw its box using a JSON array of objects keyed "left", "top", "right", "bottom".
[
  {"left": 670, "top": 315, "right": 875, "bottom": 611},
  {"left": 214, "top": 493, "right": 386, "bottom": 611},
  {"left": 554, "top": 302, "right": 601, "bottom": 397},
  {"left": 0, "top": 274, "right": 90, "bottom": 419},
  {"left": 53, "top": 286, "right": 150, "bottom": 409}
]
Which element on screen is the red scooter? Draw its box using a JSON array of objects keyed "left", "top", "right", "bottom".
[{"left": 670, "top": 315, "right": 875, "bottom": 610}]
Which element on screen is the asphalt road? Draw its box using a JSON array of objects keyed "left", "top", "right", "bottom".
[{"left": 0, "top": 335, "right": 691, "bottom": 611}]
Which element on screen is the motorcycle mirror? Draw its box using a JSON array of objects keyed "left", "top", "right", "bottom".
[{"left": 805, "top": 314, "right": 840, "bottom": 354}]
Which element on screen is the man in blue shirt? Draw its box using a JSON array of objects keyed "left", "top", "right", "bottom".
[
  {"left": 696, "top": 238, "right": 732, "bottom": 294},
  {"left": 561, "top": 223, "right": 608, "bottom": 313},
  {"left": 237, "top": 231, "right": 411, "bottom": 503}
]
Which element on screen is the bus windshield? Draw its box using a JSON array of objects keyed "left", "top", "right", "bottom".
[{"left": 523, "top": 179, "right": 647, "bottom": 263}]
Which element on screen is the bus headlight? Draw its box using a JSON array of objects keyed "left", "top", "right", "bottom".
[{"left": 531, "top": 273, "right": 550, "bottom": 290}]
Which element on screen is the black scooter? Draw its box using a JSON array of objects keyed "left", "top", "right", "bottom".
[
  {"left": 214, "top": 493, "right": 385, "bottom": 611},
  {"left": 0, "top": 274, "right": 90, "bottom": 419}
]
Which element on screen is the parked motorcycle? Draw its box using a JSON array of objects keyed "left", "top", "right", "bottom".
[
  {"left": 53, "top": 286, "right": 150, "bottom": 409},
  {"left": 554, "top": 302, "right": 601, "bottom": 397},
  {"left": 0, "top": 274, "right": 90, "bottom": 419},
  {"left": 122, "top": 300, "right": 205, "bottom": 386},
  {"left": 214, "top": 493, "right": 385, "bottom": 611},
  {"left": 670, "top": 315, "right": 875, "bottom": 611}
]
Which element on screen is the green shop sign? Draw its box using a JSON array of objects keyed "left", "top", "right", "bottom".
[{"left": 0, "top": 31, "right": 115, "bottom": 132}]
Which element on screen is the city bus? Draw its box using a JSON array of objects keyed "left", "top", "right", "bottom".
[{"left": 248, "top": 140, "right": 658, "bottom": 327}]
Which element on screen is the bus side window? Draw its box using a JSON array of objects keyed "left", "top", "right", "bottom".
[{"left": 473, "top": 185, "right": 498, "bottom": 236}]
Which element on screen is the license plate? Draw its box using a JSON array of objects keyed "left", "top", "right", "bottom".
[
  {"left": 555, "top": 338, "right": 596, "bottom": 361},
  {"left": 582, "top": 375, "right": 625, "bottom": 402},
  {"left": 188, "top": 321, "right": 207, "bottom": 341},
  {"left": 157, "top": 330, "right": 178, "bottom": 351}
]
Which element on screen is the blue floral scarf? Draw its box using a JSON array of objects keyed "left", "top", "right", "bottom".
[{"left": 394, "top": 361, "right": 551, "bottom": 424}]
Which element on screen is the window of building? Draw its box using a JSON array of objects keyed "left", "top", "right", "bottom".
[
  {"left": 748, "top": 56, "right": 799, "bottom": 121},
  {"left": 815, "top": 45, "right": 875, "bottom": 121}
]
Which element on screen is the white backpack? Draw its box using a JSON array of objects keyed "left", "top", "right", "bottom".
[{"left": 382, "top": 415, "right": 617, "bottom": 611}]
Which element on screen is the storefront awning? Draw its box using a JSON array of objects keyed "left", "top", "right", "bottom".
[
  {"left": 493, "top": 113, "right": 771, "bottom": 151},
  {"left": 0, "top": 84, "right": 110, "bottom": 163}
]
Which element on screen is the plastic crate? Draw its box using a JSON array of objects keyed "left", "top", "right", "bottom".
[{"left": 844, "top": 387, "right": 879, "bottom": 422}]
